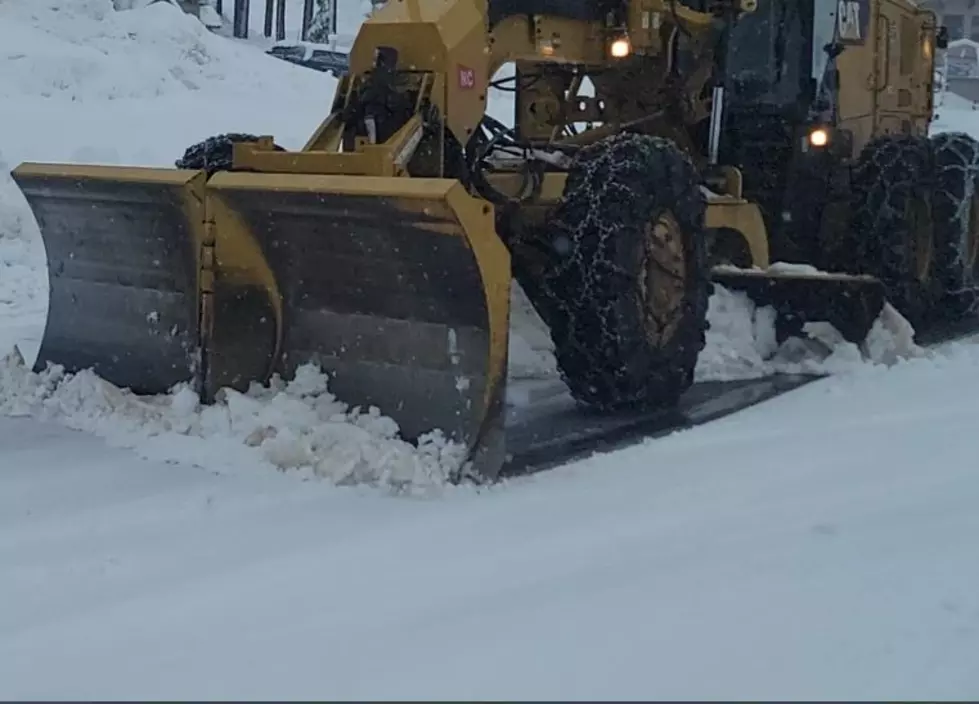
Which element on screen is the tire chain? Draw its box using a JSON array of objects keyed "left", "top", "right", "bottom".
[
  {"left": 525, "top": 132, "right": 709, "bottom": 411},
  {"left": 931, "top": 131, "right": 979, "bottom": 318},
  {"left": 175, "top": 133, "right": 283, "bottom": 175},
  {"left": 849, "top": 134, "right": 937, "bottom": 325}
]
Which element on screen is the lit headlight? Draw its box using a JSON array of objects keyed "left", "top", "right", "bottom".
[
  {"left": 610, "top": 36, "right": 632, "bottom": 58},
  {"left": 809, "top": 128, "right": 830, "bottom": 147}
]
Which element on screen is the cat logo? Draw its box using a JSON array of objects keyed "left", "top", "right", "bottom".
[{"left": 837, "top": 0, "right": 869, "bottom": 44}]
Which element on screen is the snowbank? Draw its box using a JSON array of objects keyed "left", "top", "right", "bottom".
[
  {"left": 0, "top": 0, "right": 334, "bottom": 171},
  {"left": 0, "top": 0, "right": 331, "bottom": 104},
  {"left": 0, "top": 349, "right": 468, "bottom": 492}
]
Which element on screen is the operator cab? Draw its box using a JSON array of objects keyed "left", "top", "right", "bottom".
[
  {"left": 724, "top": 0, "right": 841, "bottom": 119},
  {"left": 717, "top": 0, "right": 851, "bottom": 261}
]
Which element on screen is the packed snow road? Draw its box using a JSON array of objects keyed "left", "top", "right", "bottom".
[
  {"left": 2, "top": 0, "right": 979, "bottom": 699},
  {"left": 3, "top": 347, "right": 979, "bottom": 700}
]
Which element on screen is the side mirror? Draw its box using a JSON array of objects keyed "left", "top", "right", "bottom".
[
  {"left": 937, "top": 25, "right": 949, "bottom": 50},
  {"left": 823, "top": 41, "right": 845, "bottom": 59}
]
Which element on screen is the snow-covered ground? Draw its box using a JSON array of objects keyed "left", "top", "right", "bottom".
[
  {"left": 3, "top": 341, "right": 979, "bottom": 700},
  {"left": 932, "top": 90, "right": 979, "bottom": 134},
  {"left": 3, "top": 1, "right": 979, "bottom": 698}
]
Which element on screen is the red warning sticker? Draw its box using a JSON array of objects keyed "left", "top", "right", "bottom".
[{"left": 458, "top": 65, "right": 476, "bottom": 90}]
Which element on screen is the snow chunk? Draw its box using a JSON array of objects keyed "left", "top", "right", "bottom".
[
  {"left": 696, "top": 285, "right": 780, "bottom": 380},
  {"left": 863, "top": 302, "right": 924, "bottom": 365},
  {"left": 697, "top": 284, "right": 927, "bottom": 381},
  {"left": 0, "top": 351, "right": 469, "bottom": 494}
]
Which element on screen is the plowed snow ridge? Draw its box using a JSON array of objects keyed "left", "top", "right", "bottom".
[
  {"left": 0, "top": 0, "right": 926, "bottom": 489},
  {"left": 0, "top": 350, "right": 470, "bottom": 491}
]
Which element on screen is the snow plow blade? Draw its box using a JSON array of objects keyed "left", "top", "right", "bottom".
[
  {"left": 205, "top": 172, "right": 511, "bottom": 473},
  {"left": 710, "top": 268, "right": 888, "bottom": 343},
  {"left": 10, "top": 163, "right": 210, "bottom": 393}
]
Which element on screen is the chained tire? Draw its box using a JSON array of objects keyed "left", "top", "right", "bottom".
[
  {"left": 532, "top": 133, "right": 709, "bottom": 412},
  {"left": 175, "top": 133, "right": 284, "bottom": 175},
  {"left": 850, "top": 134, "right": 940, "bottom": 328},
  {"left": 930, "top": 131, "right": 979, "bottom": 320}
]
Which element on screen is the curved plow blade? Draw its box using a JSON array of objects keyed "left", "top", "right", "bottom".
[
  {"left": 205, "top": 172, "right": 511, "bottom": 478},
  {"left": 10, "top": 163, "right": 209, "bottom": 393}
]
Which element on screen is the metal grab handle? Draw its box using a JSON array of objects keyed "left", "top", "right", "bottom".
[{"left": 877, "top": 15, "right": 891, "bottom": 93}]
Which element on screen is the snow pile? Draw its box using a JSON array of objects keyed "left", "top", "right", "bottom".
[
  {"left": 695, "top": 285, "right": 779, "bottom": 379},
  {"left": 0, "top": 349, "right": 469, "bottom": 493},
  {"left": 0, "top": 0, "right": 332, "bottom": 172},
  {"left": 0, "top": 0, "right": 328, "bottom": 103},
  {"left": 695, "top": 284, "right": 925, "bottom": 381}
]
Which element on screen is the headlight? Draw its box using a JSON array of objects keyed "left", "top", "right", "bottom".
[
  {"left": 808, "top": 127, "right": 830, "bottom": 148},
  {"left": 610, "top": 36, "right": 632, "bottom": 58}
]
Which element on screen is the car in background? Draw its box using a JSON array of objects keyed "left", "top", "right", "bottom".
[{"left": 266, "top": 43, "right": 350, "bottom": 77}]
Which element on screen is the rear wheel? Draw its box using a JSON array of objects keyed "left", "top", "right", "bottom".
[
  {"left": 849, "top": 134, "right": 940, "bottom": 328},
  {"left": 531, "top": 133, "right": 709, "bottom": 412},
  {"left": 175, "top": 133, "right": 284, "bottom": 175},
  {"left": 930, "top": 131, "right": 979, "bottom": 320}
]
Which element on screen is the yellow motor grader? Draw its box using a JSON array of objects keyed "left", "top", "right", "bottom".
[{"left": 11, "top": 0, "right": 975, "bottom": 479}]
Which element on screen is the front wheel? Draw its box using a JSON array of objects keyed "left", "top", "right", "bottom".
[
  {"left": 175, "top": 133, "right": 284, "bottom": 176},
  {"left": 529, "top": 133, "right": 710, "bottom": 412}
]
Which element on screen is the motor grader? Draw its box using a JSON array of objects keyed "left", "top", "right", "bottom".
[{"left": 10, "top": 0, "right": 976, "bottom": 480}]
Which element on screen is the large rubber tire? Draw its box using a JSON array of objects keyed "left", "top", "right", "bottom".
[
  {"left": 849, "top": 134, "right": 940, "bottom": 328},
  {"left": 531, "top": 133, "right": 710, "bottom": 412},
  {"left": 930, "top": 131, "right": 979, "bottom": 320},
  {"left": 175, "top": 133, "right": 284, "bottom": 175}
]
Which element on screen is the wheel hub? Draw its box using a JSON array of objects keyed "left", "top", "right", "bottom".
[{"left": 640, "top": 211, "right": 687, "bottom": 347}]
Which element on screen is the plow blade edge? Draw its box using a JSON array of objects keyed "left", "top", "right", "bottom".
[
  {"left": 11, "top": 163, "right": 208, "bottom": 393},
  {"left": 205, "top": 172, "right": 511, "bottom": 472},
  {"left": 711, "top": 268, "right": 887, "bottom": 344}
]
